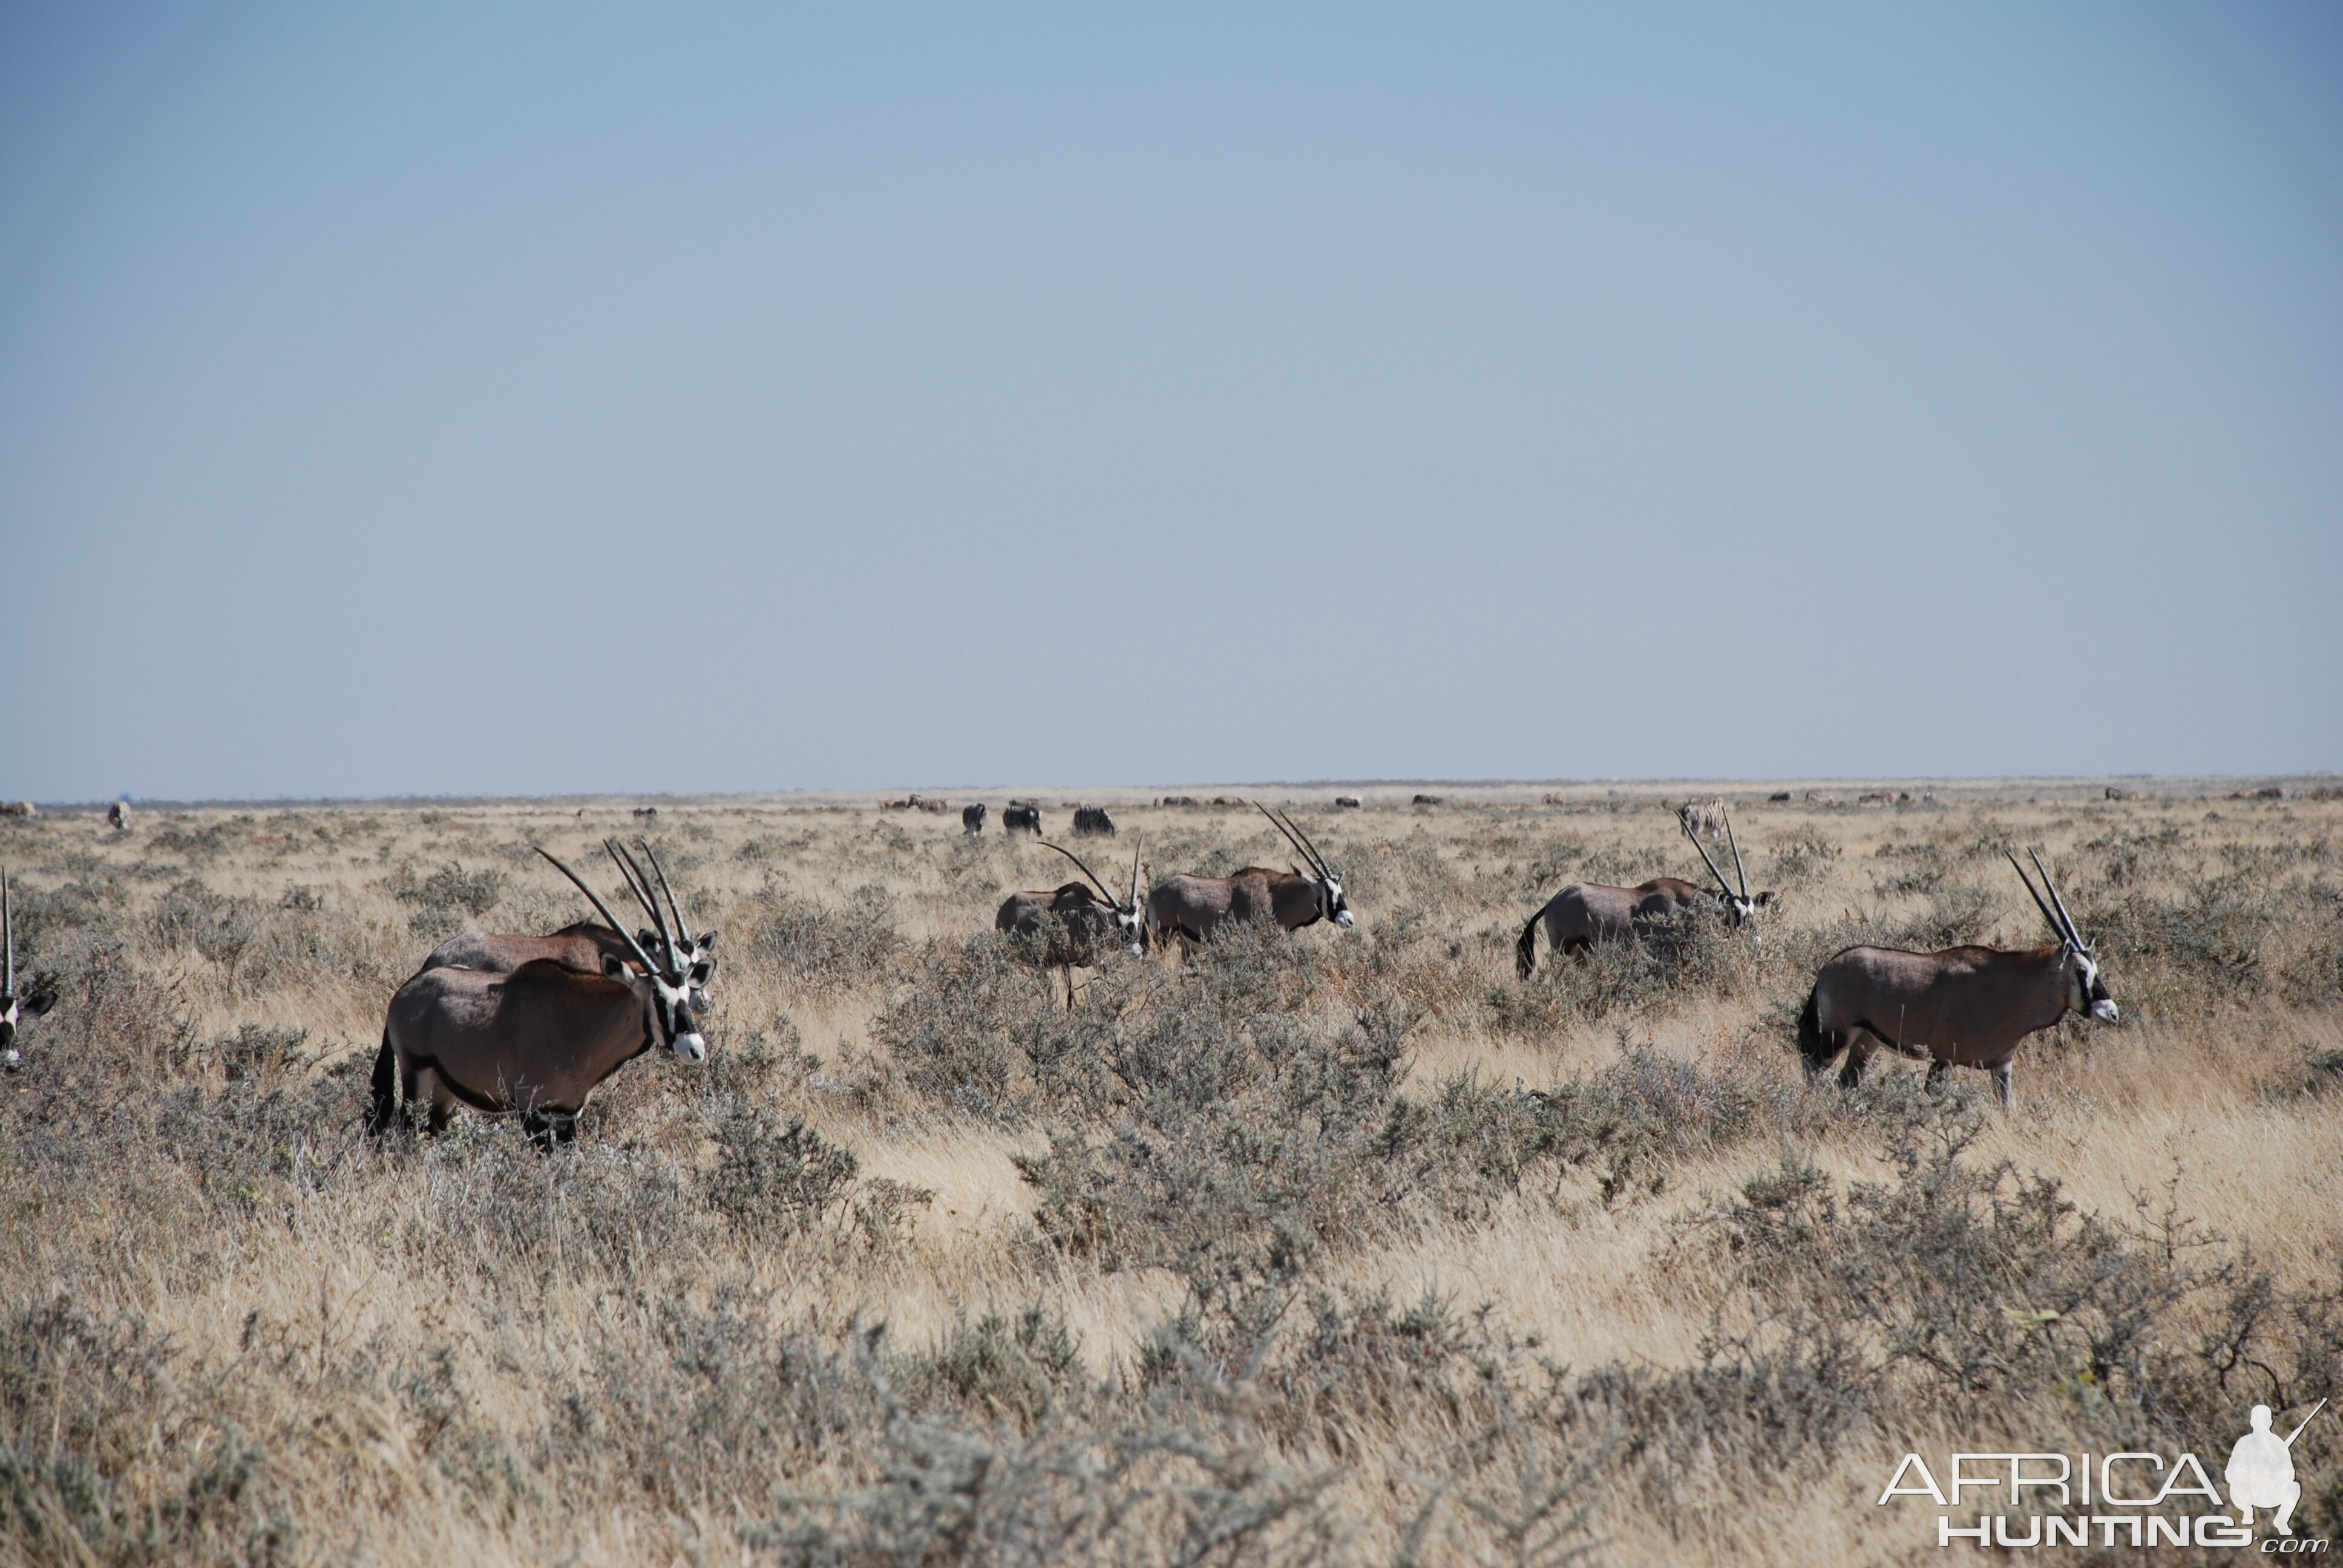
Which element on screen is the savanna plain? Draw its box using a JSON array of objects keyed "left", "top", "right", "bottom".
[{"left": 4, "top": 782, "right": 2341, "bottom": 1567}]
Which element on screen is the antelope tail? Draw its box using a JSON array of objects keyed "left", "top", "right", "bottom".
[
  {"left": 1796, "top": 987, "right": 1832, "bottom": 1071},
  {"left": 365, "top": 1031, "right": 398, "bottom": 1137},
  {"left": 1516, "top": 909, "right": 1542, "bottom": 980}
]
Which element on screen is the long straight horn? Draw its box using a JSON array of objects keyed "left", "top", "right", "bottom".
[
  {"left": 603, "top": 837, "right": 664, "bottom": 931},
  {"left": 2030, "top": 848, "right": 2084, "bottom": 948},
  {"left": 538, "top": 848, "right": 661, "bottom": 976},
  {"left": 1721, "top": 805, "right": 1750, "bottom": 900},
  {"left": 4, "top": 869, "right": 13, "bottom": 997},
  {"left": 1279, "top": 806, "right": 1337, "bottom": 879},
  {"left": 2004, "top": 850, "right": 2065, "bottom": 943},
  {"left": 635, "top": 838, "right": 694, "bottom": 946},
  {"left": 1129, "top": 838, "right": 1144, "bottom": 913},
  {"left": 609, "top": 840, "right": 673, "bottom": 957},
  {"left": 1680, "top": 815, "right": 1738, "bottom": 900},
  {"left": 1037, "top": 840, "right": 1119, "bottom": 907},
  {"left": 1256, "top": 804, "right": 1326, "bottom": 880}
]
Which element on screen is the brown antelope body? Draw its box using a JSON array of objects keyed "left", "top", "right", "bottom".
[
  {"left": 1515, "top": 806, "right": 1772, "bottom": 977},
  {"left": 1797, "top": 851, "right": 2117, "bottom": 1108},
  {"left": 369, "top": 846, "right": 707, "bottom": 1142},
  {"left": 1145, "top": 806, "right": 1352, "bottom": 945},
  {"left": 997, "top": 840, "right": 1147, "bottom": 1007}
]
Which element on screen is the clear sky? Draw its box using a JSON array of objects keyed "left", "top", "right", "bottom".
[{"left": 2, "top": 3, "right": 2338, "bottom": 802}]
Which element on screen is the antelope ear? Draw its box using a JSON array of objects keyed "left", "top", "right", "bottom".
[
  {"left": 21, "top": 991, "right": 56, "bottom": 1018},
  {"left": 1754, "top": 892, "right": 1774, "bottom": 907},
  {"left": 601, "top": 955, "right": 631, "bottom": 981},
  {"left": 698, "top": 930, "right": 718, "bottom": 953},
  {"left": 638, "top": 928, "right": 661, "bottom": 950}
]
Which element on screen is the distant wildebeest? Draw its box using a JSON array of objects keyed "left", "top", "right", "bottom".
[
  {"left": 1073, "top": 806, "right": 1115, "bottom": 837},
  {"left": 1542, "top": 793, "right": 1568, "bottom": 806},
  {"left": 1515, "top": 808, "right": 1772, "bottom": 978},
  {"left": 370, "top": 846, "right": 709, "bottom": 1143},
  {"left": 1147, "top": 805, "right": 1354, "bottom": 946},
  {"left": 1159, "top": 795, "right": 1201, "bottom": 808},
  {"left": 996, "top": 839, "right": 1147, "bottom": 1008},
  {"left": 0, "top": 803, "right": 33, "bottom": 819},
  {"left": 632, "top": 806, "right": 659, "bottom": 823},
  {"left": 420, "top": 838, "right": 717, "bottom": 1013},
  {"left": 1798, "top": 850, "right": 2117, "bottom": 1109},
  {"left": 1676, "top": 795, "right": 1728, "bottom": 840},
  {"left": 1210, "top": 796, "right": 1245, "bottom": 808},
  {"left": 963, "top": 803, "right": 987, "bottom": 835},
  {"left": 106, "top": 802, "right": 132, "bottom": 831},
  {"left": 1767, "top": 791, "right": 1792, "bottom": 803},
  {"left": 1413, "top": 794, "right": 1444, "bottom": 806},
  {"left": 1335, "top": 796, "right": 1362, "bottom": 809},
  {"left": 2, "top": 871, "right": 59, "bottom": 1072},
  {"left": 1003, "top": 803, "right": 1042, "bottom": 837}
]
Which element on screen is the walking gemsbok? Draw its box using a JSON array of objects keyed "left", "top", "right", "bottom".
[
  {"left": 2, "top": 871, "right": 59, "bottom": 1072},
  {"left": 996, "top": 838, "right": 1147, "bottom": 1008},
  {"left": 1146, "top": 805, "right": 1354, "bottom": 946},
  {"left": 1516, "top": 808, "right": 1772, "bottom": 976},
  {"left": 1797, "top": 849, "right": 2118, "bottom": 1108},
  {"left": 369, "top": 846, "right": 709, "bottom": 1143},
  {"left": 420, "top": 838, "right": 716, "bottom": 1012}
]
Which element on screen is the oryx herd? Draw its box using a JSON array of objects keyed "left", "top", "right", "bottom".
[{"left": 0, "top": 794, "right": 2124, "bottom": 1132}]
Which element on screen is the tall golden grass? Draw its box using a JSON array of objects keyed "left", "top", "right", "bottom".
[{"left": 2, "top": 781, "right": 2338, "bottom": 1566}]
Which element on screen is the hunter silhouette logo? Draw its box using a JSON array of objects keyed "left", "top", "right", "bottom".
[
  {"left": 2230, "top": 1399, "right": 2326, "bottom": 1538},
  {"left": 1875, "top": 1397, "right": 2333, "bottom": 1548}
]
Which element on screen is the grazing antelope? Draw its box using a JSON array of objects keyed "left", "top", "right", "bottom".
[
  {"left": 1676, "top": 795, "right": 1728, "bottom": 840},
  {"left": 106, "top": 802, "right": 132, "bottom": 831},
  {"left": 963, "top": 803, "right": 987, "bottom": 835},
  {"left": 1072, "top": 806, "right": 1116, "bottom": 837},
  {"left": 1515, "top": 808, "right": 1773, "bottom": 977},
  {"left": 1003, "top": 803, "right": 1042, "bottom": 837},
  {"left": 420, "top": 839, "right": 717, "bottom": 1011},
  {"left": 997, "top": 839, "right": 1147, "bottom": 1008},
  {"left": 2, "top": 872, "right": 59, "bottom": 1072},
  {"left": 1146, "top": 805, "right": 1354, "bottom": 945},
  {"left": 1335, "top": 795, "right": 1362, "bottom": 809},
  {"left": 1797, "top": 849, "right": 2118, "bottom": 1109},
  {"left": 0, "top": 803, "right": 33, "bottom": 818},
  {"left": 369, "top": 847, "right": 709, "bottom": 1142}
]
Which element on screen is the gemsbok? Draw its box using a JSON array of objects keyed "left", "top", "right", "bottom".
[
  {"left": 1515, "top": 809, "right": 1773, "bottom": 977},
  {"left": 996, "top": 839, "right": 1147, "bottom": 1008},
  {"left": 1797, "top": 849, "right": 2118, "bottom": 1109},
  {"left": 369, "top": 847, "right": 709, "bottom": 1143},
  {"left": 420, "top": 839, "right": 716, "bottom": 1012},
  {"left": 2, "top": 871, "right": 59, "bottom": 1072},
  {"left": 1145, "top": 805, "right": 1354, "bottom": 946}
]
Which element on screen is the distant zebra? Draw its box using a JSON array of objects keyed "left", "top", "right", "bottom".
[
  {"left": 1676, "top": 795, "right": 1728, "bottom": 840},
  {"left": 1003, "top": 803, "right": 1042, "bottom": 837},
  {"left": 962, "top": 803, "right": 987, "bottom": 835},
  {"left": 107, "top": 802, "right": 133, "bottom": 831},
  {"left": 1072, "top": 807, "right": 1116, "bottom": 837},
  {"left": 0, "top": 803, "right": 33, "bottom": 819}
]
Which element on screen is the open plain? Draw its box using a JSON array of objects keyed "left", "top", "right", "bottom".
[{"left": 2, "top": 780, "right": 2339, "bottom": 1566}]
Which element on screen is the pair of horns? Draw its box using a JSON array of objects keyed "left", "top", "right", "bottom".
[
  {"left": 1679, "top": 805, "right": 1750, "bottom": 904},
  {"left": 2006, "top": 848, "right": 2085, "bottom": 950},
  {"left": 1038, "top": 838, "right": 1142, "bottom": 915},
  {"left": 1257, "top": 803, "right": 1335, "bottom": 883},
  {"left": 605, "top": 836, "right": 692, "bottom": 950},
  {"left": 534, "top": 840, "right": 687, "bottom": 981}
]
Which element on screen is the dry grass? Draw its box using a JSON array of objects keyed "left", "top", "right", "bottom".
[{"left": 2, "top": 781, "right": 2339, "bottom": 1566}]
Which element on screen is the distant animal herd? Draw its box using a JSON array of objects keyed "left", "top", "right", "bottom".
[{"left": 51, "top": 780, "right": 2342, "bottom": 1137}]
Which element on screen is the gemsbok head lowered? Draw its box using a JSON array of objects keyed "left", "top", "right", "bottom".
[
  {"left": 2, "top": 871, "right": 59, "bottom": 1072},
  {"left": 1677, "top": 805, "right": 1774, "bottom": 929}
]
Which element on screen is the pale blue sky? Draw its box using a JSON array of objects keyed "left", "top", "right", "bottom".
[{"left": 2, "top": 3, "right": 2338, "bottom": 801}]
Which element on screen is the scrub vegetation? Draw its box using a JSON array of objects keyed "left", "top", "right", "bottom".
[{"left": 2, "top": 783, "right": 2339, "bottom": 1566}]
